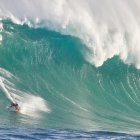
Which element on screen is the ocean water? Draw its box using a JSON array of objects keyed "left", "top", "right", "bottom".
[
  {"left": 1, "top": 0, "right": 140, "bottom": 139},
  {"left": 1, "top": 128, "right": 140, "bottom": 140}
]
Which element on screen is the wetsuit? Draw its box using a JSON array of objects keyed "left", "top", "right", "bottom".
[{"left": 10, "top": 102, "right": 19, "bottom": 110}]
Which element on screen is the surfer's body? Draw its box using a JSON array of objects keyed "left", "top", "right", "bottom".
[{"left": 10, "top": 102, "right": 20, "bottom": 112}]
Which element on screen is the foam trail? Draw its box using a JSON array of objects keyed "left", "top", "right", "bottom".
[
  {"left": 0, "top": 67, "right": 16, "bottom": 79},
  {"left": 0, "top": 23, "right": 3, "bottom": 31},
  {"left": 0, "top": 78, "right": 14, "bottom": 102},
  {"left": 0, "top": 68, "right": 16, "bottom": 102},
  {"left": 0, "top": 34, "right": 2, "bottom": 43},
  {"left": 0, "top": 22, "right": 2, "bottom": 44}
]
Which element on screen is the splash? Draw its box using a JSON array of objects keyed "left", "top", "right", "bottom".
[
  {"left": 11, "top": 91, "right": 50, "bottom": 118},
  {"left": 0, "top": 67, "right": 50, "bottom": 118}
]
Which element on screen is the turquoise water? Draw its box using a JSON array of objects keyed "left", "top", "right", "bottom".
[{"left": 0, "top": 20, "right": 140, "bottom": 134}]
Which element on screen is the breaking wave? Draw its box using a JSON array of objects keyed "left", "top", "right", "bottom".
[{"left": 0, "top": 0, "right": 140, "bottom": 134}]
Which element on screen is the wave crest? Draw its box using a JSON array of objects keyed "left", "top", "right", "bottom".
[{"left": 0, "top": 0, "right": 140, "bottom": 68}]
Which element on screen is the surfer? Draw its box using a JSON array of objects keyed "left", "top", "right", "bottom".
[{"left": 10, "top": 102, "right": 20, "bottom": 111}]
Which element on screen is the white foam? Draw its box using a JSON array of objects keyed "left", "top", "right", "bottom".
[
  {"left": 0, "top": 23, "right": 3, "bottom": 31},
  {"left": 0, "top": 35, "right": 2, "bottom": 44},
  {"left": 0, "top": 67, "right": 50, "bottom": 118},
  {"left": 0, "top": 22, "right": 2, "bottom": 45},
  {"left": 0, "top": 67, "right": 15, "bottom": 78},
  {"left": 0, "top": 77, "right": 14, "bottom": 102},
  {"left": 0, "top": 0, "right": 140, "bottom": 68},
  {"left": 12, "top": 92, "right": 50, "bottom": 118}
]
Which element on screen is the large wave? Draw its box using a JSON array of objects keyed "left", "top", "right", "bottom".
[
  {"left": 1, "top": 0, "right": 140, "bottom": 68},
  {"left": 0, "top": 1, "right": 140, "bottom": 134}
]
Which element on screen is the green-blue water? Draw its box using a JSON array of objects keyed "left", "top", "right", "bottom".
[{"left": 0, "top": 20, "right": 140, "bottom": 134}]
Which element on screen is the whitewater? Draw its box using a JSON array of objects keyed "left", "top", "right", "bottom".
[
  {"left": 1, "top": 0, "right": 140, "bottom": 68},
  {"left": 0, "top": 0, "right": 140, "bottom": 139}
]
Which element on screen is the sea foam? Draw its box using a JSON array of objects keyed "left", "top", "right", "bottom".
[{"left": 0, "top": 0, "right": 140, "bottom": 68}]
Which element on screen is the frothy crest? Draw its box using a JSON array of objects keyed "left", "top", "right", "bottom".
[{"left": 0, "top": 0, "right": 140, "bottom": 68}]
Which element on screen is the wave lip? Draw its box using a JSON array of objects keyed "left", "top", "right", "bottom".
[{"left": 1, "top": 0, "right": 140, "bottom": 68}]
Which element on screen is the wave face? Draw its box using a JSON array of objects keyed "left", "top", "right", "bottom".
[{"left": 0, "top": 1, "right": 140, "bottom": 134}]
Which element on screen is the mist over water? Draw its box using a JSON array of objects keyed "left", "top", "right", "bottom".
[{"left": 0, "top": 0, "right": 140, "bottom": 135}]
